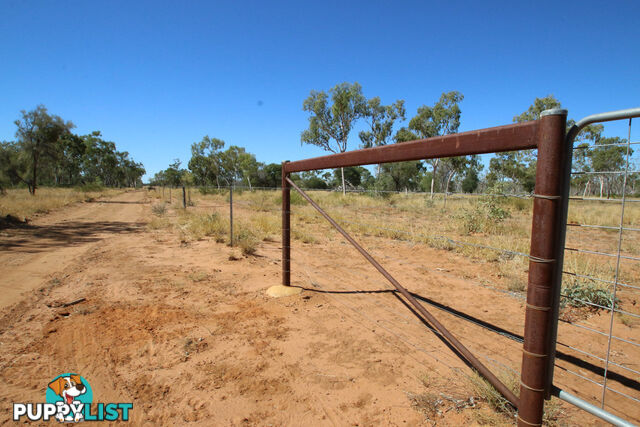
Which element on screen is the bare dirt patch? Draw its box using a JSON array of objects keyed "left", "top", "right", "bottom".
[{"left": 1, "top": 190, "right": 638, "bottom": 425}]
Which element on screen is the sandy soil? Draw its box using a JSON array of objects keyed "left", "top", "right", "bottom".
[{"left": 1, "top": 190, "right": 638, "bottom": 425}]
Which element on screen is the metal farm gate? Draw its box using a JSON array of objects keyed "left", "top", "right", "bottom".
[{"left": 279, "top": 107, "right": 640, "bottom": 426}]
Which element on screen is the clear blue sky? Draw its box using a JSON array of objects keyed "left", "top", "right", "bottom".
[{"left": 1, "top": 0, "right": 639, "bottom": 181}]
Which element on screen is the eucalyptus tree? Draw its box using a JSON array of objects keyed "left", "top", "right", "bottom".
[
  {"left": 487, "top": 95, "right": 561, "bottom": 192},
  {"left": 376, "top": 127, "right": 424, "bottom": 191},
  {"left": 408, "top": 91, "right": 464, "bottom": 199},
  {"left": 590, "top": 137, "right": 631, "bottom": 198},
  {"left": 188, "top": 136, "right": 225, "bottom": 187},
  {"left": 14, "top": 105, "right": 74, "bottom": 194},
  {"left": 301, "top": 82, "right": 367, "bottom": 195},
  {"left": 0, "top": 141, "right": 24, "bottom": 193},
  {"left": 359, "top": 97, "right": 406, "bottom": 177},
  {"left": 218, "top": 146, "right": 260, "bottom": 188}
]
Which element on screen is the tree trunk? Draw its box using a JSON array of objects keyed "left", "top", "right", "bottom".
[
  {"left": 444, "top": 171, "right": 454, "bottom": 208},
  {"left": 430, "top": 159, "right": 439, "bottom": 200},
  {"left": 599, "top": 176, "right": 604, "bottom": 198},
  {"left": 430, "top": 177, "right": 435, "bottom": 200},
  {"left": 341, "top": 167, "right": 346, "bottom": 196},
  {"left": 31, "top": 152, "right": 38, "bottom": 195},
  {"left": 246, "top": 175, "right": 252, "bottom": 190},
  {"left": 583, "top": 180, "right": 590, "bottom": 197}
]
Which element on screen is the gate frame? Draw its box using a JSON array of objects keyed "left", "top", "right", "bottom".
[{"left": 282, "top": 110, "right": 569, "bottom": 427}]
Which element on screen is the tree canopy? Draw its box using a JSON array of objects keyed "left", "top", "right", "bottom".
[{"left": 0, "top": 106, "right": 145, "bottom": 194}]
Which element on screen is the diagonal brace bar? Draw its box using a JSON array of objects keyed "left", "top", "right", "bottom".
[{"left": 285, "top": 177, "right": 519, "bottom": 408}]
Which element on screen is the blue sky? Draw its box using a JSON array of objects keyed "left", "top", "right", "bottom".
[{"left": 1, "top": 0, "right": 639, "bottom": 180}]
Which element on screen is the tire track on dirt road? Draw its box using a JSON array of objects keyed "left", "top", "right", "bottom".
[{"left": 0, "top": 190, "right": 147, "bottom": 310}]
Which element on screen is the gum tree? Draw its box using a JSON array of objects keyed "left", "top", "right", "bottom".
[
  {"left": 14, "top": 105, "right": 74, "bottom": 195},
  {"left": 408, "top": 91, "right": 464, "bottom": 199},
  {"left": 301, "top": 82, "right": 366, "bottom": 195}
]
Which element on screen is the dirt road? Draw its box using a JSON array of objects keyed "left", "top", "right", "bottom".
[
  {"left": 0, "top": 190, "right": 145, "bottom": 310},
  {"left": 1, "top": 190, "right": 636, "bottom": 425}
]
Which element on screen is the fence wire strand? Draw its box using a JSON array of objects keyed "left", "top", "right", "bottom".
[{"left": 152, "top": 141, "right": 640, "bottom": 417}]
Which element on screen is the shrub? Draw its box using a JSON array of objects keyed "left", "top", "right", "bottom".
[
  {"left": 75, "top": 183, "right": 105, "bottom": 192},
  {"left": 482, "top": 198, "right": 511, "bottom": 221},
  {"left": 235, "top": 225, "right": 259, "bottom": 255},
  {"left": 562, "top": 280, "right": 618, "bottom": 310},
  {"left": 460, "top": 207, "right": 485, "bottom": 234},
  {"left": 151, "top": 202, "right": 167, "bottom": 216},
  {"left": 178, "top": 211, "right": 228, "bottom": 242},
  {"left": 458, "top": 198, "right": 511, "bottom": 235}
]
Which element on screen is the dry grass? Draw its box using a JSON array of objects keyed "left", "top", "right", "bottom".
[
  {"left": 177, "top": 211, "right": 228, "bottom": 243},
  {"left": 151, "top": 202, "right": 167, "bottom": 215},
  {"left": 466, "top": 370, "right": 519, "bottom": 418},
  {"left": 150, "top": 188, "right": 639, "bottom": 312},
  {"left": 0, "top": 187, "right": 124, "bottom": 220},
  {"left": 233, "top": 224, "right": 259, "bottom": 255},
  {"left": 466, "top": 370, "right": 563, "bottom": 426},
  {"left": 618, "top": 313, "right": 639, "bottom": 328}
]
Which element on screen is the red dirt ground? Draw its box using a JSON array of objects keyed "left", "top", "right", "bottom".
[{"left": 1, "top": 190, "right": 638, "bottom": 425}]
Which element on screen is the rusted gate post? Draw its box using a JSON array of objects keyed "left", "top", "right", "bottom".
[
  {"left": 282, "top": 161, "right": 291, "bottom": 286},
  {"left": 518, "top": 109, "right": 568, "bottom": 427}
]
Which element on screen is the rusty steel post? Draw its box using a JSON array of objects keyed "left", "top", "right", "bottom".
[
  {"left": 282, "top": 161, "right": 291, "bottom": 286},
  {"left": 518, "top": 109, "right": 568, "bottom": 427},
  {"left": 182, "top": 185, "right": 186, "bottom": 209}
]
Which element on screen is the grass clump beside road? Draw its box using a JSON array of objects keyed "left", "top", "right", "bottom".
[
  {"left": 177, "top": 211, "right": 228, "bottom": 243},
  {"left": 151, "top": 202, "right": 167, "bottom": 215},
  {"left": 0, "top": 187, "right": 123, "bottom": 220}
]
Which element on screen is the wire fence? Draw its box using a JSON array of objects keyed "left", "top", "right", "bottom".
[{"left": 146, "top": 116, "right": 639, "bottom": 423}]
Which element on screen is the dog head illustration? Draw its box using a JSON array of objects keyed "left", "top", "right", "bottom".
[{"left": 48, "top": 374, "right": 86, "bottom": 405}]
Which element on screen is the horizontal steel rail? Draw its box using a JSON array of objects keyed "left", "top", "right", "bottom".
[
  {"left": 284, "top": 121, "right": 539, "bottom": 173},
  {"left": 553, "top": 388, "right": 637, "bottom": 427},
  {"left": 573, "top": 140, "right": 640, "bottom": 149}
]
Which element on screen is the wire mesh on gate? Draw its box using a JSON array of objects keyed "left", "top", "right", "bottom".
[{"left": 553, "top": 117, "right": 640, "bottom": 422}]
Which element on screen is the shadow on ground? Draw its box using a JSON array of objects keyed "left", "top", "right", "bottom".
[
  {"left": 0, "top": 220, "right": 144, "bottom": 252},
  {"left": 301, "top": 285, "right": 640, "bottom": 393}
]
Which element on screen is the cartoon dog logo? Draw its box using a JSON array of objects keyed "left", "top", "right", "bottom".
[{"left": 48, "top": 374, "right": 86, "bottom": 422}]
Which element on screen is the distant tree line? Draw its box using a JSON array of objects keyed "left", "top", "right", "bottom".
[
  {"left": 0, "top": 105, "right": 145, "bottom": 194},
  {"left": 151, "top": 87, "right": 639, "bottom": 198}
]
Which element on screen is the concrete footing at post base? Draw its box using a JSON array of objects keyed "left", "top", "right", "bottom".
[{"left": 266, "top": 285, "right": 302, "bottom": 298}]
